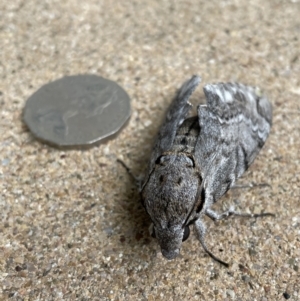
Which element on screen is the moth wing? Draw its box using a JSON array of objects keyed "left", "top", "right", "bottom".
[
  {"left": 195, "top": 82, "right": 272, "bottom": 203},
  {"left": 148, "top": 75, "right": 201, "bottom": 171}
]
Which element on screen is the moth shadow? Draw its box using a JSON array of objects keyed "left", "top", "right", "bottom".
[{"left": 116, "top": 153, "right": 156, "bottom": 256}]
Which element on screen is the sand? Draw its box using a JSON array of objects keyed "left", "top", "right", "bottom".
[{"left": 1, "top": 0, "right": 299, "bottom": 300}]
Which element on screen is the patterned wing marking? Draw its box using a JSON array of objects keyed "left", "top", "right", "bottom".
[{"left": 195, "top": 82, "right": 272, "bottom": 206}]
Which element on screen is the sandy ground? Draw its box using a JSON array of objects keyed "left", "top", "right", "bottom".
[{"left": 1, "top": 0, "right": 300, "bottom": 300}]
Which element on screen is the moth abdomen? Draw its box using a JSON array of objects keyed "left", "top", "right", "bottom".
[{"left": 171, "top": 116, "right": 200, "bottom": 153}]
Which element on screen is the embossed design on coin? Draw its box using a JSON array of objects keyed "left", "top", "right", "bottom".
[{"left": 23, "top": 75, "right": 131, "bottom": 147}]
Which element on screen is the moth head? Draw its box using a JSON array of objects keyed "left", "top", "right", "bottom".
[
  {"left": 149, "top": 222, "right": 191, "bottom": 259},
  {"left": 142, "top": 154, "right": 201, "bottom": 259}
]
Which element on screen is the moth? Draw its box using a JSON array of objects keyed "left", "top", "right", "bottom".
[{"left": 140, "top": 75, "right": 273, "bottom": 266}]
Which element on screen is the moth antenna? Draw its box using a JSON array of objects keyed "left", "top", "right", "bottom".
[
  {"left": 194, "top": 219, "right": 229, "bottom": 267},
  {"left": 117, "top": 159, "right": 143, "bottom": 191},
  {"left": 199, "top": 239, "right": 229, "bottom": 268},
  {"left": 117, "top": 159, "right": 134, "bottom": 178}
]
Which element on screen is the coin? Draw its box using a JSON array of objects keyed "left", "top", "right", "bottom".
[{"left": 23, "top": 75, "right": 131, "bottom": 148}]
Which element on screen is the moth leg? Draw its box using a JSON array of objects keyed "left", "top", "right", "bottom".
[
  {"left": 231, "top": 182, "right": 271, "bottom": 189},
  {"left": 117, "top": 159, "right": 143, "bottom": 191},
  {"left": 194, "top": 219, "right": 229, "bottom": 267},
  {"left": 205, "top": 207, "right": 275, "bottom": 221}
]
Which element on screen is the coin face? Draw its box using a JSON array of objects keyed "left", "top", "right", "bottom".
[{"left": 23, "top": 75, "right": 131, "bottom": 147}]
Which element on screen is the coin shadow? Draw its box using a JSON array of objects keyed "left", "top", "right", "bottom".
[{"left": 22, "top": 117, "right": 131, "bottom": 150}]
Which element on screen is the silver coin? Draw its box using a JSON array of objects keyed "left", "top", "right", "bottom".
[{"left": 23, "top": 75, "right": 131, "bottom": 148}]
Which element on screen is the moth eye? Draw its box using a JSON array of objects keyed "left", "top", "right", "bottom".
[
  {"left": 182, "top": 226, "right": 190, "bottom": 242},
  {"left": 151, "top": 228, "right": 156, "bottom": 238},
  {"left": 155, "top": 156, "right": 161, "bottom": 164},
  {"left": 149, "top": 224, "right": 156, "bottom": 238}
]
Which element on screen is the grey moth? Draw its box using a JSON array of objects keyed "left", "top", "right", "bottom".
[{"left": 141, "top": 75, "right": 273, "bottom": 266}]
